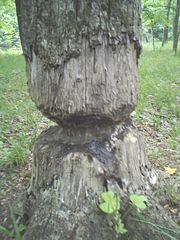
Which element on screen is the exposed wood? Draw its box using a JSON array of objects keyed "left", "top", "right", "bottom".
[
  {"left": 16, "top": 0, "right": 142, "bottom": 125},
  {"left": 23, "top": 123, "right": 157, "bottom": 240}
]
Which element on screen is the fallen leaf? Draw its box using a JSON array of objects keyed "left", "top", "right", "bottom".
[
  {"left": 164, "top": 167, "right": 177, "bottom": 175},
  {"left": 169, "top": 208, "right": 178, "bottom": 214},
  {"left": 163, "top": 204, "right": 169, "bottom": 209},
  {"left": 163, "top": 205, "right": 178, "bottom": 214}
]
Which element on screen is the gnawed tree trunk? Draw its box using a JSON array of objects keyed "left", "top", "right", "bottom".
[
  {"left": 15, "top": 0, "right": 164, "bottom": 239},
  {"left": 23, "top": 124, "right": 158, "bottom": 240},
  {"left": 16, "top": 0, "right": 141, "bottom": 125}
]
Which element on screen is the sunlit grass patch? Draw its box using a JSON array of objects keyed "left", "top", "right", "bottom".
[
  {"left": 135, "top": 43, "right": 180, "bottom": 153},
  {"left": 0, "top": 50, "right": 43, "bottom": 168}
]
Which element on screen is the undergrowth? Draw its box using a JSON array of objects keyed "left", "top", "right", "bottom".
[
  {"left": 0, "top": 49, "right": 43, "bottom": 168},
  {"left": 134, "top": 42, "right": 180, "bottom": 154}
]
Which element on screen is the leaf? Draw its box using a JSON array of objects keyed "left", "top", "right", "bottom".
[
  {"left": 18, "top": 224, "right": 26, "bottom": 233},
  {"left": 99, "top": 202, "right": 115, "bottom": 214},
  {"left": 164, "top": 167, "right": 177, "bottom": 175},
  {"left": 130, "top": 195, "right": 148, "bottom": 210},
  {"left": 115, "top": 222, "right": 127, "bottom": 234},
  {"left": 100, "top": 192, "right": 120, "bottom": 213},
  {"left": 101, "top": 191, "right": 115, "bottom": 203},
  {"left": 0, "top": 225, "right": 13, "bottom": 237},
  {"left": 9, "top": 205, "right": 21, "bottom": 240},
  {"left": 169, "top": 208, "right": 178, "bottom": 214}
]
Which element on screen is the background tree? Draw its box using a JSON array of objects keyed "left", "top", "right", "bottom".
[
  {"left": 0, "top": 0, "right": 20, "bottom": 49},
  {"left": 162, "top": 0, "right": 172, "bottom": 46},
  {"left": 142, "top": 0, "right": 167, "bottom": 49},
  {"left": 173, "top": 0, "right": 180, "bottom": 54}
]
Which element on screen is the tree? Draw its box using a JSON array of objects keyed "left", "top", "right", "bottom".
[
  {"left": 173, "top": 0, "right": 180, "bottom": 54},
  {"left": 0, "top": 0, "right": 20, "bottom": 48},
  {"left": 15, "top": 1, "right": 173, "bottom": 239},
  {"left": 162, "top": 0, "right": 172, "bottom": 46},
  {"left": 142, "top": 0, "right": 167, "bottom": 49}
]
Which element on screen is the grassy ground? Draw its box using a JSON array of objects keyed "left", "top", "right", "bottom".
[
  {"left": 135, "top": 43, "right": 180, "bottom": 158},
  {"left": 0, "top": 49, "right": 43, "bottom": 168}
]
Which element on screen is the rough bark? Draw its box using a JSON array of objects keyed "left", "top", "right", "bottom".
[
  {"left": 173, "top": 0, "right": 180, "bottom": 54},
  {"left": 16, "top": 0, "right": 141, "bottom": 125},
  {"left": 22, "top": 123, "right": 157, "bottom": 240},
  {"left": 162, "top": 0, "right": 172, "bottom": 47}
]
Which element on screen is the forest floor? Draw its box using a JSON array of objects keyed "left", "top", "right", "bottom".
[{"left": 0, "top": 44, "right": 180, "bottom": 239}]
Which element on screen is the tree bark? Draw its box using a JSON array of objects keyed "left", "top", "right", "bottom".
[
  {"left": 14, "top": 0, "right": 164, "bottom": 239},
  {"left": 162, "top": 0, "right": 172, "bottom": 47},
  {"left": 15, "top": 0, "right": 142, "bottom": 125},
  {"left": 22, "top": 123, "right": 158, "bottom": 240},
  {"left": 173, "top": 0, "right": 180, "bottom": 54}
]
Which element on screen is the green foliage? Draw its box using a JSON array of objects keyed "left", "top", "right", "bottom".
[
  {"left": 99, "top": 191, "right": 179, "bottom": 239},
  {"left": 115, "top": 217, "right": 127, "bottom": 235},
  {"left": 99, "top": 192, "right": 148, "bottom": 235},
  {"left": 0, "top": 50, "right": 43, "bottom": 168},
  {"left": 0, "top": 225, "right": 13, "bottom": 238},
  {"left": 142, "top": 0, "right": 167, "bottom": 28},
  {"left": 99, "top": 191, "right": 127, "bottom": 234},
  {"left": 158, "top": 176, "right": 180, "bottom": 205},
  {"left": 147, "top": 147, "right": 163, "bottom": 162},
  {"left": 132, "top": 213, "right": 180, "bottom": 240},
  {"left": 142, "top": 0, "right": 177, "bottom": 46},
  {"left": 130, "top": 195, "right": 148, "bottom": 210},
  {"left": 135, "top": 43, "right": 180, "bottom": 153},
  {"left": 9, "top": 205, "right": 22, "bottom": 240},
  {"left": 0, "top": 205, "right": 26, "bottom": 240},
  {"left": 0, "top": 0, "right": 20, "bottom": 48},
  {"left": 168, "top": 124, "right": 180, "bottom": 150},
  {"left": 99, "top": 191, "right": 120, "bottom": 214}
]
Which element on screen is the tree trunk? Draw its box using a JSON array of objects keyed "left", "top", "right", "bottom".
[
  {"left": 15, "top": 0, "right": 162, "bottom": 239},
  {"left": 152, "top": 27, "right": 155, "bottom": 50},
  {"left": 22, "top": 123, "right": 158, "bottom": 240},
  {"left": 162, "top": 0, "right": 172, "bottom": 47},
  {"left": 15, "top": 0, "right": 142, "bottom": 125},
  {"left": 173, "top": 0, "right": 180, "bottom": 54}
]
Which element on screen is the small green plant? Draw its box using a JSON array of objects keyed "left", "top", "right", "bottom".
[
  {"left": 98, "top": 192, "right": 148, "bottom": 235},
  {"left": 167, "top": 124, "right": 180, "bottom": 151},
  {"left": 158, "top": 177, "right": 180, "bottom": 205},
  {"left": 147, "top": 147, "right": 163, "bottom": 162},
  {"left": 99, "top": 191, "right": 127, "bottom": 234},
  {"left": 0, "top": 205, "right": 26, "bottom": 240},
  {"left": 135, "top": 43, "right": 180, "bottom": 154},
  {"left": 129, "top": 194, "right": 148, "bottom": 210},
  {"left": 0, "top": 50, "right": 48, "bottom": 168}
]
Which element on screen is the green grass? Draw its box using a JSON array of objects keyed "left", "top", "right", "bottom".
[
  {"left": 0, "top": 49, "right": 42, "bottom": 168},
  {"left": 135, "top": 42, "right": 180, "bottom": 152}
]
